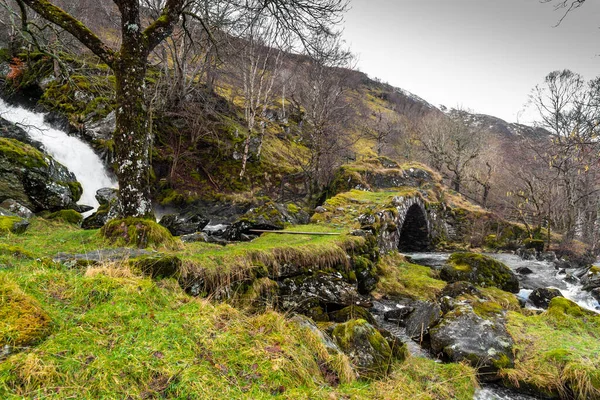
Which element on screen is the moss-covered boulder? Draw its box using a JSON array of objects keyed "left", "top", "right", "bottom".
[
  {"left": 0, "top": 277, "right": 51, "bottom": 348},
  {"left": 101, "top": 218, "right": 181, "bottom": 249},
  {"left": 332, "top": 319, "right": 395, "bottom": 379},
  {"left": 429, "top": 305, "right": 514, "bottom": 381},
  {"left": 523, "top": 238, "right": 545, "bottom": 253},
  {"left": 0, "top": 215, "right": 29, "bottom": 234},
  {"left": 440, "top": 252, "right": 519, "bottom": 293},
  {"left": 46, "top": 209, "right": 83, "bottom": 225},
  {"left": 0, "top": 137, "right": 82, "bottom": 212}
]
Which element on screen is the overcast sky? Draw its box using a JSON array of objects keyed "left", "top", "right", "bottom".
[{"left": 342, "top": 0, "right": 600, "bottom": 123}]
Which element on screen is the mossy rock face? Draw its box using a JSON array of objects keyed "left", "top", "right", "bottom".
[
  {"left": 100, "top": 218, "right": 181, "bottom": 249},
  {"left": 353, "top": 255, "right": 378, "bottom": 294},
  {"left": 332, "top": 319, "right": 393, "bottom": 379},
  {"left": 440, "top": 252, "right": 519, "bottom": 293},
  {"left": 328, "top": 306, "right": 377, "bottom": 325},
  {"left": 0, "top": 137, "right": 81, "bottom": 212},
  {"left": 130, "top": 255, "right": 182, "bottom": 279},
  {"left": 46, "top": 209, "right": 83, "bottom": 225},
  {"left": 0, "top": 277, "right": 52, "bottom": 347},
  {"left": 0, "top": 215, "right": 29, "bottom": 234}
]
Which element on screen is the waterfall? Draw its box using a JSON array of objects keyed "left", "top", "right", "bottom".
[{"left": 0, "top": 99, "right": 117, "bottom": 212}]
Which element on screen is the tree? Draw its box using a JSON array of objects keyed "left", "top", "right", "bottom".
[
  {"left": 529, "top": 69, "right": 600, "bottom": 241},
  {"left": 15, "top": 0, "right": 348, "bottom": 217},
  {"left": 417, "top": 110, "right": 483, "bottom": 193}
]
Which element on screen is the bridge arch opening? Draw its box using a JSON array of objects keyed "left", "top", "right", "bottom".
[{"left": 398, "top": 204, "right": 430, "bottom": 252}]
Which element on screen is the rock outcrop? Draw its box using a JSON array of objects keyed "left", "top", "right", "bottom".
[{"left": 0, "top": 137, "right": 82, "bottom": 212}]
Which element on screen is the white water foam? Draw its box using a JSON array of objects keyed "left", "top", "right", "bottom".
[{"left": 0, "top": 99, "right": 117, "bottom": 212}]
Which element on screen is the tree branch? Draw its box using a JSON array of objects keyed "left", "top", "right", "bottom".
[
  {"left": 19, "top": 0, "right": 115, "bottom": 65},
  {"left": 143, "top": 0, "right": 185, "bottom": 52}
]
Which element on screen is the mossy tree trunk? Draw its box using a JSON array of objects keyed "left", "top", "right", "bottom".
[{"left": 18, "top": 0, "right": 184, "bottom": 218}]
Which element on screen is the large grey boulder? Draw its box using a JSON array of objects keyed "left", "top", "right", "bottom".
[
  {"left": 0, "top": 117, "right": 44, "bottom": 151},
  {"left": 404, "top": 301, "right": 443, "bottom": 339},
  {"left": 0, "top": 137, "right": 81, "bottom": 212},
  {"left": 159, "top": 211, "right": 209, "bottom": 236},
  {"left": 430, "top": 305, "right": 514, "bottom": 381}
]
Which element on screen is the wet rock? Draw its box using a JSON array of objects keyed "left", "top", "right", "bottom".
[
  {"left": 538, "top": 251, "right": 557, "bottom": 263},
  {"left": 516, "top": 248, "right": 537, "bottom": 261},
  {"left": 314, "top": 206, "right": 327, "bottom": 213},
  {"left": 404, "top": 301, "right": 443, "bottom": 339},
  {"left": 180, "top": 232, "right": 210, "bottom": 243},
  {"left": 0, "top": 199, "right": 34, "bottom": 218},
  {"left": 383, "top": 306, "right": 414, "bottom": 323},
  {"left": 516, "top": 266, "right": 534, "bottom": 275},
  {"left": 0, "top": 117, "right": 44, "bottom": 151},
  {"left": 278, "top": 272, "right": 372, "bottom": 316},
  {"left": 82, "top": 188, "right": 119, "bottom": 229},
  {"left": 440, "top": 252, "right": 520, "bottom": 293},
  {"left": 590, "top": 287, "right": 600, "bottom": 302},
  {"left": 95, "top": 187, "right": 118, "bottom": 205},
  {"left": 85, "top": 110, "right": 115, "bottom": 140},
  {"left": 529, "top": 287, "right": 563, "bottom": 309},
  {"left": 430, "top": 305, "right": 514, "bottom": 381},
  {"left": 0, "top": 137, "right": 82, "bottom": 212},
  {"left": 331, "top": 319, "right": 394, "bottom": 379},
  {"left": 581, "top": 267, "right": 600, "bottom": 292},
  {"left": 159, "top": 211, "right": 209, "bottom": 236}
]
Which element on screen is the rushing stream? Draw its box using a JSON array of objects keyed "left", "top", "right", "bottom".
[
  {"left": 0, "top": 99, "right": 117, "bottom": 212},
  {"left": 374, "top": 251, "right": 599, "bottom": 400}
]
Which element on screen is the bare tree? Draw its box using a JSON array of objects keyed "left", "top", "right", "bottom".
[
  {"left": 529, "top": 70, "right": 600, "bottom": 240},
  {"left": 12, "top": 0, "right": 349, "bottom": 217},
  {"left": 417, "top": 110, "right": 483, "bottom": 193}
]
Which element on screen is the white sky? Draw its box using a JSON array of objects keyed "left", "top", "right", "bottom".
[{"left": 342, "top": 0, "right": 600, "bottom": 123}]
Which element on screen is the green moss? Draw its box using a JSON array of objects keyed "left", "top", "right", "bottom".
[
  {"left": 0, "top": 276, "right": 51, "bottom": 347},
  {"left": 375, "top": 252, "right": 445, "bottom": 300},
  {"left": 101, "top": 218, "right": 181, "bottom": 250},
  {"left": 0, "top": 244, "right": 33, "bottom": 259},
  {"left": 0, "top": 216, "right": 22, "bottom": 235},
  {"left": 0, "top": 138, "right": 47, "bottom": 169},
  {"left": 442, "top": 252, "right": 519, "bottom": 293},
  {"left": 546, "top": 297, "right": 597, "bottom": 318},
  {"left": 590, "top": 266, "right": 600, "bottom": 275},
  {"left": 46, "top": 210, "right": 83, "bottom": 225}
]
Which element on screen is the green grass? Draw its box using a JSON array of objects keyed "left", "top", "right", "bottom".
[
  {"left": 2, "top": 218, "right": 109, "bottom": 260},
  {"left": 501, "top": 298, "right": 600, "bottom": 399},
  {"left": 374, "top": 252, "right": 446, "bottom": 301},
  {"left": 0, "top": 256, "right": 477, "bottom": 399}
]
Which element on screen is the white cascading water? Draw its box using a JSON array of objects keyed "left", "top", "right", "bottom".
[{"left": 0, "top": 98, "right": 117, "bottom": 212}]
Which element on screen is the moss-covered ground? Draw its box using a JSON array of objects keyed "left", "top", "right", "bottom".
[{"left": 0, "top": 218, "right": 478, "bottom": 399}]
